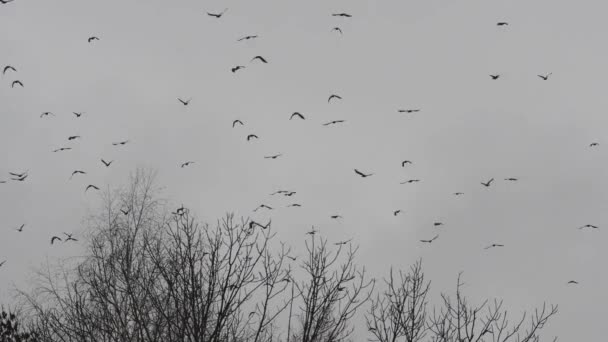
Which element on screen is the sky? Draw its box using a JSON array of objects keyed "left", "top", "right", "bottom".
[{"left": 1, "top": 0, "right": 608, "bottom": 340}]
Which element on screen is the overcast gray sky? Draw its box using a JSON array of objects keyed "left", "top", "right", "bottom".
[{"left": 1, "top": 0, "right": 608, "bottom": 340}]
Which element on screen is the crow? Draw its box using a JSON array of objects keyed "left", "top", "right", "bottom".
[
  {"left": 251, "top": 56, "right": 268, "bottom": 64},
  {"left": 101, "top": 159, "right": 113, "bottom": 167},
  {"left": 247, "top": 134, "right": 258, "bottom": 141},
  {"left": 332, "top": 27, "right": 343, "bottom": 34},
  {"left": 264, "top": 154, "right": 282, "bottom": 159},
  {"left": 73, "top": 112, "right": 85, "bottom": 117},
  {"left": 287, "top": 255, "right": 297, "bottom": 261},
  {"left": 290, "top": 112, "right": 305, "bottom": 120},
  {"left": 11, "top": 174, "right": 28, "bottom": 182},
  {"left": 328, "top": 94, "right": 342, "bottom": 103},
  {"left": 0, "top": 260, "right": 5, "bottom": 268},
  {"left": 332, "top": 13, "right": 352, "bottom": 17},
  {"left": 53, "top": 147, "right": 72, "bottom": 153},
  {"left": 283, "top": 191, "right": 296, "bottom": 196},
  {"left": 40, "top": 112, "right": 54, "bottom": 118},
  {"left": 112, "top": 140, "right": 129, "bottom": 146},
  {"left": 454, "top": 192, "right": 464, "bottom": 196},
  {"left": 398, "top": 109, "right": 420, "bottom": 113},
  {"left": 504, "top": 178, "right": 518, "bottom": 181},
  {"left": 567, "top": 280, "right": 579, "bottom": 285},
  {"left": 9, "top": 171, "right": 28, "bottom": 178},
  {"left": 330, "top": 215, "right": 343, "bottom": 220},
  {"left": 68, "top": 136, "right": 81, "bottom": 141},
  {"left": 287, "top": 203, "right": 302, "bottom": 207},
  {"left": 237, "top": 35, "right": 258, "bottom": 42},
  {"left": 3, "top": 65, "right": 16, "bottom": 74},
  {"left": 538, "top": 73, "right": 552, "bottom": 80},
  {"left": 232, "top": 65, "right": 245, "bottom": 73},
  {"left": 401, "top": 160, "right": 413, "bottom": 167},
  {"left": 323, "top": 120, "right": 345, "bottom": 126},
  {"left": 590, "top": 142, "right": 599, "bottom": 147},
  {"left": 181, "top": 161, "right": 195, "bottom": 168},
  {"left": 393, "top": 210, "right": 401, "bottom": 216},
  {"left": 232, "top": 119, "right": 244, "bottom": 127},
  {"left": 15, "top": 224, "right": 25, "bottom": 232},
  {"left": 70, "top": 170, "right": 86, "bottom": 179},
  {"left": 481, "top": 178, "right": 494, "bottom": 187},
  {"left": 50, "top": 236, "right": 62, "bottom": 244},
  {"left": 88, "top": 36, "right": 100, "bottom": 43},
  {"left": 11, "top": 80, "right": 23, "bottom": 88},
  {"left": 63, "top": 232, "right": 78, "bottom": 242},
  {"left": 178, "top": 98, "right": 191, "bottom": 106},
  {"left": 207, "top": 8, "right": 228, "bottom": 18},
  {"left": 400, "top": 179, "right": 420, "bottom": 184},
  {"left": 120, "top": 208, "right": 130, "bottom": 215},
  {"left": 496, "top": 22, "right": 509, "bottom": 26},
  {"left": 306, "top": 228, "right": 317, "bottom": 235},
  {"left": 490, "top": 74, "right": 500, "bottom": 80},
  {"left": 484, "top": 243, "right": 504, "bottom": 250},
  {"left": 85, "top": 184, "right": 100, "bottom": 192},
  {"left": 579, "top": 224, "right": 599, "bottom": 230},
  {"left": 270, "top": 190, "right": 289, "bottom": 195},
  {"left": 420, "top": 235, "right": 439, "bottom": 243},
  {"left": 254, "top": 204, "right": 273, "bottom": 212},
  {"left": 334, "top": 239, "right": 352, "bottom": 245},
  {"left": 433, "top": 222, "right": 444, "bottom": 227},
  {"left": 354, "top": 169, "right": 373, "bottom": 178}
]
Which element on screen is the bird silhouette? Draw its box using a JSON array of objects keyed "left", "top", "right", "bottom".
[
  {"left": 0, "top": 0, "right": 15, "bottom": 3},
  {"left": 306, "top": 227, "right": 317, "bottom": 235},
  {"left": 53, "top": 147, "right": 72, "bottom": 153},
  {"left": 231, "top": 66, "right": 245, "bottom": 73},
  {"left": 334, "top": 239, "right": 352, "bottom": 246},
  {"left": 11, "top": 173, "right": 28, "bottom": 182},
  {"left": 567, "top": 280, "right": 579, "bottom": 285},
  {"left": 9, "top": 171, "right": 28, "bottom": 178},
  {"left": 590, "top": 142, "right": 599, "bottom": 147},
  {"left": 323, "top": 120, "right": 345, "bottom": 126},
  {"left": 247, "top": 134, "right": 259, "bottom": 141},
  {"left": 496, "top": 22, "right": 509, "bottom": 26},
  {"left": 354, "top": 169, "right": 373, "bottom": 178},
  {"left": 50, "top": 236, "right": 62, "bottom": 244},
  {"left": 290, "top": 112, "right": 305, "bottom": 120},
  {"left": 393, "top": 210, "right": 401, "bottom": 216},
  {"left": 400, "top": 179, "right": 420, "bottom": 184},
  {"left": 249, "top": 220, "right": 271, "bottom": 230},
  {"left": 237, "top": 35, "right": 258, "bottom": 42},
  {"left": 251, "top": 56, "right": 268, "bottom": 64},
  {"left": 420, "top": 235, "right": 439, "bottom": 243},
  {"left": 398, "top": 109, "right": 420, "bottom": 113},
  {"left": 0, "top": 260, "right": 5, "bottom": 268},
  {"left": 332, "top": 27, "right": 343, "bottom": 34},
  {"left": 579, "top": 224, "right": 599, "bottom": 230},
  {"left": 538, "top": 73, "right": 552, "bottom": 80},
  {"left": 112, "top": 140, "right": 129, "bottom": 146},
  {"left": 85, "top": 184, "right": 100, "bottom": 192},
  {"left": 15, "top": 224, "right": 25, "bottom": 232},
  {"left": 101, "top": 159, "right": 113, "bottom": 167},
  {"left": 270, "top": 190, "right": 289, "bottom": 195},
  {"left": 178, "top": 98, "right": 191, "bottom": 106},
  {"left": 401, "top": 160, "right": 413, "bottom": 167},
  {"left": 328, "top": 94, "right": 342, "bottom": 103},
  {"left": 3, "top": 65, "right": 16, "bottom": 74},
  {"left": 40, "top": 112, "right": 54, "bottom": 118},
  {"left": 232, "top": 119, "right": 244, "bottom": 127},
  {"left": 433, "top": 222, "right": 444, "bottom": 227},
  {"left": 330, "top": 215, "right": 343, "bottom": 220},
  {"left": 207, "top": 8, "right": 228, "bottom": 18},
  {"left": 287, "top": 203, "right": 302, "bottom": 208},
  {"left": 287, "top": 255, "right": 297, "bottom": 261},
  {"left": 181, "top": 161, "right": 195, "bottom": 168},
  {"left": 120, "top": 208, "right": 130, "bottom": 215},
  {"left": 484, "top": 243, "right": 504, "bottom": 250},
  {"left": 504, "top": 178, "right": 518, "bottom": 181},
  {"left": 264, "top": 154, "right": 282, "bottom": 159},
  {"left": 454, "top": 192, "right": 464, "bottom": 196},
  {"left": 68, "top": 136, "right": 81, "bottom": 141},
  {"left": 63, "top": 232, "right": 78, "bottom": 242},
  {"left": 332, "top": 13, "right": 352, "bottom": 17},
  {"left": 11, "top": 80, "right": 23, "bottom": 88},
  {"left": 481, "top": 178, "right": 494, "bottom": 187},
  {"left": 254, "top": 204, "right": 273, "bottom": 212},
  {"left": 73, "top": 112, "right": 85, "bottom": 118},
  {"left": 70, "top": 170, "right": 86, "bottom": 179},
  {"left": 283, "top": 191, "right": 296, "bottom": 196},
  {"left": 88, "top": 36, "right": 100, "bottom": 43},
  {"left": 490, "top": 74, "right": 500, "bottom": 80}
]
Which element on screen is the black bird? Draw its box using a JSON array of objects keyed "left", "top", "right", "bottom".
[
  {"left": 401, "top": 160, "right": 413, "bottom": 167},
  {"left": 0, "top": 0, "right": 15, "bottom": 3},
  {"left": 251, "top": 56, "right": 268, "bottom": 64},
  {"left": 334, "top": 239, "right": 352, "bottom": 246},
  {"left": 481, "top": 178, "right": 494, "bottom": 187},
  {"left": 112, "top": 140, "right": 129, "bottom": 146},
  {"left": 68, "top": 135, "right": 81, "bottom": 141},
  {"left": 232, "top": 119, "right": 244, "bottom": 127},
  {"left": 496, "top": 22, "right": 509, "bottom": 26},
  {"left": 433, "top": 222, "right": 443, "bottom": 227},
  {"left": 354, "top": 169, "right": 373, "bottom": 178},
  {"left": 254, "top": 204, "right": 273, "bottom": 212},
  {"left": 590, "top": 142, "right": 599, "bottom": 147},
  {"left": 53, "top": 147, "right": 72, "bottom": 153},
  {"left": 398, "top": 109, "right": 420, "bottom": 113},
  {"left": 283, "top": 191, "right": 296, "bottom": 196},
  {"left": 3, "top": 65, "right": 16, "bottom": 74},
  {"left": 181, "top": 161, "right": 195, "bottom": 168},
  {"left": 88, "top": 36, "right": 100, "bottom": 43},
  {"left": 454, "top": 192, "right": 464, "bottom": 196},
  {"left": 247, "top": 134, "right": 259, "bottom": 141},
  {"left": 237, "top": 35, "right": 258, "bottom": 42},
  {"left": 101, "top": 159, "right": 113, "bottom": 167},
  {"left": 85, "top": 184, "right": 100, "bottom": 192},
  {"left": 579, "top": 224, "right": 599, "bottom": 230},
  {"left": 323, "top": 120, "right": 345, "bottom": 126},
  {"left": 178, "top": 98, "right": 191, "bottom": 106},
  {"left": 393, "top": 210, "right": 401, "bottom": 216},
  {"left": 73, "top": 112, "right": 85, "bottom": 118},
  {"left": 330, "top": 215, "right": 343, "bottom": 220},
  {"left": 207, "top": 8, "right": 228, "bottom": 18},
  {"left": 50, "top": 236, "right": 62, "bottom": 244},
  {"left": 120, "top": 208, "right": 130, "bottom": 215},
  {"left": 287, "top": 255, "right": 297, "bottom": 261},
  {"left": 270, "top": 190, "right": 289, "bottom": 195},
  {"left": 9, "top": 171, "right": 27, "bottom": 178},
  {"left": 264, "top": 154, "right": 282, "bottom": 159},
  {"left": 70, "top": 170, "right": 86, "bottom": 179},
  {"left": 0, "top": 260, "right": 5, "bottom": 268},
  {"left": 490, "top": 74, "right": 500, "bottom": 80},
  {"left": 11, "top": 174, "right": 28, "bottom": 182},
  {"left": 538, "top": 73, "right": 552, "bottom": 80},
  {"left": 306, "top": 227, "right": 317, "bottom": 235},
  {"left": 504, "top": 178, "right": 518, "bottom": 181},
  {"left": 328, "top": 94, "right": 342, "bottom": 103},
  {"left": 249, "top": 220, "right": 271, "bottom": 230},
  {"left": 332, "top": 13, "right": 352, "bottom": 17},
  {"left": 63, "top": 232, "right": 78, "bottom": 242},
  {"left": 287, "top": 203, "right": 302, "bottom": 208},
  {"left": 400, "top": 179, "right": 420, "bottom": 184},
  {"left": 231, "top": 65, "right": 245, "bottom": 73},
  {"left": 420, "top": 235, "right": 439, "bottom": 243},
  {"left": 40, "top": 112, "right": 54, "bottom": 118},
  {"left": 332, "top": 27, "right": 343, "bottom": 34},
  {"left": 290, "top": 112, "right": 305, "bottom": 120},
  {"left": 11, "top": 80, "right": 23, "bottom": 88},
  {"left": 15, "top": 224, "right": 25, "bottom": 232},
  {"left": 567, "top": 280, "right": 579, "bottom": 285},
  {"left": 484, "top": 243, "right": 504, "bottom": 250}
]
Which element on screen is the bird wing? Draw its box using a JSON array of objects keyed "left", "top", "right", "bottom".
[{"left": 354, "top": 169, "right": 364, "bottom": 176}]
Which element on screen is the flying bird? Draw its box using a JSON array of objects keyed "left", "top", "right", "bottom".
[
  {"left": 50, "top": 236, "right": 62, "bottom": 244},
  {"left": 484, "top": 243, "right": 504, "bottom": 250},
  {"left": 247, "top": 134, "right": 259, "bottom": 141},
  {"left": 270, "top": 190, "right": 289, "bottom": 195},
  {"left": 420, "top": 235, "right": 439, "bottom": 243},
  {"left": 567, "top": 280, "right": 579, "bottom": 285},
  {"left": 328, "top": 94, "right": 342, "bottom": 103},
  {"left": 332, "top": 13, "right": 352, "bottom": 17},
  {"left": 232, "top": 119, "right": 244, "bottom": 127},
  {"left": 398, "top": 109, "right": 420, "bottom": 113},
  {"left": 331, "top": 27, "right": 343, "bottom": 35},
  {"left": 579, "top": 224, "right": 599, "bottom": 230},
  {"left": 400, "top": 179, "right": 420, "bottom": 184},
  {"left": 178, "top": 98, "right": 191, "bottom": 106},
  {"left": 323, "top": 120, "right": 345, "bottom": 126},
  {"left": 0, "top": 260, "right": 5, "bottom": 268},
  {"left": 3, "top": 65, "right": 16, "bottom": 74},
  {"left": 40, "top": 112, "right": 54, "bottom": 118},
  {"left": 70, "top": 170, "right": 86, "bottom": 179},
  {"left": 401, "top": 160, "right": 413, "bottom": 167},
  {"left": 504, "top": 178, "right": 518, "bottom": 181},
  {"left": 335, "top": 239, "right": 352, "bottom": 246},
  {"left": 181, "top": 161, "right": 195, "bottom": 168},
  {"left": 231, "top": 65, "right": 245, "bottom": 73},
  {"left": 496, "top": 22, "right": 509, "bottom": 26},
  {"left": 73, "top": 112, "right": 85, "bottom": 118},
  {"left": 538, "top": 73, "right": 552, "bottom": 80},
  {"left": 393, "top": 210, "right": 402, "bottom": 216},
  {"left": 237, "top": 35, "right": 258, "bottom": 42},
  {"left": 354, "top": 169, "right": 373, "bottom": 178},
  {"left": 85, "top": 184, "right": 100, "bottom": 192},
  {"left": 63, "top": 232, "right": 78, "bottom": 242},
  {"left": 251, "top": 56, "right": 268, "bottom": 64},
  {"left": 330, "top": 215, "right": 343, "bottom": 220},
  {"left": 264, "top": 154, "right": 282, "bottom": 159},
  {"left": 120, "top": 208, "right": 130, "bottom": 215},
  {"left": 481, "top": 178, "right": 494, "bottom": 187},
  {"left": 306, "top": 228, "right": 317, "bottom": 235},
  {"left": 9, "top": 171, "right": 28, "bottom": 178},
  {"left": 254, "top": 204, "right": 273, "bottom": 212},
  {"left": 590, "top": 142, "right": 599, "bottom": 147},
  {"left": 11, "top": 80, "right": 23, "bottom": 88},
  {"left": 433, "top": 222, "right": 444, "bottom": 227},
  {"left": 68, "top": 135, "right": 81, "bottom": 141},
  {"left": 454, "top": 192, "right": 464, "bottom": 196},
  {"left": 489, "top": 74, "right": 500, "bottom": 80},
  {"left": 207, "top": 8, "right": 228, "bottom": 18},
  {"left": 283, "top": 191, "right": 296, "bottom": 196},
  {"left": 15, "top": 224, "right": 25, "bottom": 232},
  {"left": 11, "top": 174, "right": 28, "bottom": 182},
  {"left": 287, "top": 203, "right": 302, "bottom": 208},
  {"left": 101, "top": 159, "right": 113, "bottom": 167},
  {"left": 112, "top": 140, "right": 129, "bottom": 146},
  {"left": 88, "top": 36, "right": 100, "bottom": 43},
  {"left": 290, "top": 112, "right": 305, "bottom": 120},
  {"left": 53, "top": 147, "right": 72, "bottom": 153}
]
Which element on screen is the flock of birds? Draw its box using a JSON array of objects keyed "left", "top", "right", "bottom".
[{"left": 0, "top": 2, "right": 600, "bottom": 292}]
